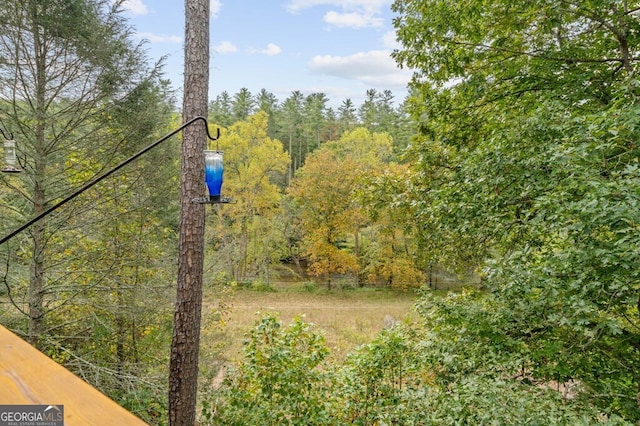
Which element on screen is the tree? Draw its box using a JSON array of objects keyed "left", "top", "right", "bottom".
[
  {"left": 289, "top": 128, "right": 393, "bottom": 287},
  {"left": 207, "top": 112, "right": 289, "bottom": 283},
  {"left": 392, "top": 0, "right": 640, "bottom": 418},
  {"left": 358, "top": 89, "right": 380, "bottom": 130},
  {"left": 337, "top": 98, "right": 358, "bottom": 136},
  {"left": 0, "top": 0, "right": 168, "bottom": 346},
  {"left": 169, "top": 0, "right": 209, "bottom": 423},
  {"left": 60, "top": 148, "right": 177, "bottom": 421},
  {"left": 277, "top": 91, "right": 305, "bottom": 184},
  {"left": 1, "top": 1, "right": 177, "bottom": 419},
  {"left": 231, "top": 87, "right": 255, "bottom": 123},
  {"left": 201, "top": 315, "right": 334, "bottom": 425},
  {"left": 357, "top": 163, "right": 424, "bottom": 289},
  {"left": 209, "top": 91, "right": 234, "bottom": 127},
  {"left": 288, "top": 148, "right": 360, "bottom": 286},
  {"left": 302, "top": 92, "right": 328, "bottom": 153},
  {"left": 255, "top": 89, "right": 279, "bottom": 138},
  {"left": 322, "top": 107, "right": 340, "bottom": 142}
]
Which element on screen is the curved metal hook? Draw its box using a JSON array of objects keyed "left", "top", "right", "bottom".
[
  {"left": 186, "top": 116, "right": 219, "bottom": 141},
  {"left": 185, "top": 116, "right": 221, "bottom": 150},
  {"left": 207, "top": 126, "right": 221, "bottom": 142}
]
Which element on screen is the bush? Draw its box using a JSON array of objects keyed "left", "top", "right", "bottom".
[{"left": 201, "top": 315, "right": 335, "bottom": 425}]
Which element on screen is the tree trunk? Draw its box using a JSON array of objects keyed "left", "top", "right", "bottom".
[
  {"left": 28, "top": 24, "right": 48, "bottom": 348},
  {"left": 168, "top": 0, "right": 209, "bottom": 424}
]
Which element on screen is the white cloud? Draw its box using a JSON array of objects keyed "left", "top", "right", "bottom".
[
  {"left": 286, "top": 0, "right": 391, "bottom": 14},
  {"left": 214, "top": 41, "right": 237, "bottom": 54},
  {"left": 260, "top": 43, "right": 282, "bottom": 56},
  {"left": 308, "top": 50, "right": 410, "bottom": 87},
  {"left": 211, "top": 0, "right": 222, "bottom": 18},
  {"left": 121, "top": 0, "right": 148, "bottom": 15},
  {"left": 137, "top": 32, "right": 182, "bottom": 44},
  {"left": 324, "top": 11, "right": 383, "bottom": 28},
  {"left": 285, "top": 0, "right": 391, "bottom": 29}
]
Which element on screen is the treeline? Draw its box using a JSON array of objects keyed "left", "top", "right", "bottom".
[
  {"left": 209, "top": 87, "right": 415, "bottom": 179},
  {"left": 206, "top": 112, "right": 425, "bottom": 290}
]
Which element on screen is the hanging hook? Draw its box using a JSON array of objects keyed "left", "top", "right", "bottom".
[
  {"left": 207, "top": 126, "right": 220, "bottom": 143},
  {"left": 211, "top": 127, "right": 221, "bottom": 151},
  {"left": 204, "top": 119, "right": 221, "bottom": 151},
  {"left": 185, "top": 116, "right": 220, "bottom": 151}
]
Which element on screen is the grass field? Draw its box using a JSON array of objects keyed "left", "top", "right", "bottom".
[{"left": 199, "top": 282, "right": 419, "bottom": 370}]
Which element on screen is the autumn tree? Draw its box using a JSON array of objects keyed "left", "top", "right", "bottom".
[
  {"left": 289, "top": 127, "right": 393, "bottom": 287},
  {"left": 288, "top": 149, "right": 360, "bottom": 287},
  {"left": 357, "top": 162, "right": 424, "bottom": 289},
  {"left": 206, "top": 112, "right": 289, "bottom": 283}
]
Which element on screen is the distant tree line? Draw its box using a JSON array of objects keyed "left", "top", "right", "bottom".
[
  {"left": 204, "top": 109, "right": 425, "bottom": 290},
  {"left": 209, "top": 88, "right": 415, "bottom": 181}
]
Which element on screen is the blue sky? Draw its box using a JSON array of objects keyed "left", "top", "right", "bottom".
[{"left": 122, "top": 0, "right": 412, "bottom": 108}]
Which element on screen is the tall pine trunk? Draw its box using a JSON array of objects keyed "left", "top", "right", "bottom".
[{"left": 168, "top": 0, "right": 209, "bottom": 424}]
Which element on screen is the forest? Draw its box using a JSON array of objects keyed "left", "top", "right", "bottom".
[{"left": 1, "top": 0, "right": 640, "bottom": 424}]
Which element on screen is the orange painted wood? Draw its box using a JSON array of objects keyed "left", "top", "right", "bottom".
[{"left": 0, "top": 325, "right": 148, "bottom": 425}]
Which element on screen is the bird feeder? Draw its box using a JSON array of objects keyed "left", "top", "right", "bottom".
[
  {"left": 204, "top": 150, "right": 224, "bottom": 202},
  {"left": 2, "top": 138, "right": 21, "bottom": 174}
]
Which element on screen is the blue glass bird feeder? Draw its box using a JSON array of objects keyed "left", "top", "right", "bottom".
[{"left": 204, "top": 150, "right": 224, "bottom": 202}]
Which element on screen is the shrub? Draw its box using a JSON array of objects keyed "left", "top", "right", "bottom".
[{"left": 201, "top": 315, "right": 336, "bottom": 425}]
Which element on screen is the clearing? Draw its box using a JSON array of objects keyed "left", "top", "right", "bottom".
[{"left": 200, "top": 282, "right": 419, "bottom": 365}]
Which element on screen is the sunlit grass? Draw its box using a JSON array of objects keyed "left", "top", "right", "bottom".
[{"left": 200, "top": 282, "right": 418, "bottom": 366}]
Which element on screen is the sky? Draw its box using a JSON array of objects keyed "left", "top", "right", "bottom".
[{"left": 121, "top": 0, "right": 412, "bottom": 109}]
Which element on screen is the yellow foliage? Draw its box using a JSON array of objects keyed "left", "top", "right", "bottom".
[{"left": 216, "top": 112, "right": 289, "bottom": 216}]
